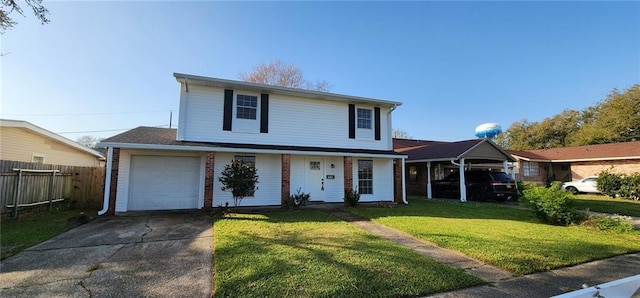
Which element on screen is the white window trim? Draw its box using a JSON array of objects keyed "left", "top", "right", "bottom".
[
  {"left": 232, "top": 92, "right": 261, "bottom": 133},
  {"left": 357, "top": 159, "right": 374, "bottom": 195},
  {"left": 32, "top": 153, "right": 45, "bottom": 163}
]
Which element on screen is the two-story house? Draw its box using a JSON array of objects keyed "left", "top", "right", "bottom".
[{"left": 98, "top": 73, "right": 406, "bottom": 214}]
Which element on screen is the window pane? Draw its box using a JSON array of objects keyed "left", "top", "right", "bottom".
[
  {"left": 237, "top": 94, "right": 257, "bottom": 119},
  {"left": 358, "top": 160, "right": 373, "bottom": 194},
  {"left": 357, "top": 108, "right": 372, "bottom": 129},
  {"left": 409, "top": 166, "right": 417, "bottom": 182}
]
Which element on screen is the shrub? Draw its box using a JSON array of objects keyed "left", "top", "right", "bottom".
[
  {"left": 344, "top": 188, "right": 360, "bottom": 207},
  {"left": 286, "top": 188, "right": 311, "bottom": 209},
  {"left": 520, "top": 182, "right": 585, "bottom": 226},
  {"left": 597, "top": 170, "right": 622, "bottom": 198},
  {"left": 582, "top": 214, "right": 634, "bottom": 233},
  {"left": 618, "top": 173, "right": 640, "bottom": 200},
  {"left": 516, "top": 181, "right": 537, "bottom": 199},
  {"left": 218, "top": 159, "right": 259, "bottom": 209}
]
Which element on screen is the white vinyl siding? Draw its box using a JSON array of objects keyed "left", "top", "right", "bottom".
[
  {"left": 178, "top": 85, "right": 391, "bottom": 151},
  {"left": 214, "top": 152, "right": 281, "bottom": 206},
  {"left": 351, "top": 158, "right": 394, "bottom": 202}
]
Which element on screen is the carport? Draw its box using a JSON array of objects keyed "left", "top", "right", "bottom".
[{"left": 394, "top": 138, "right": 516, "bottom": 202}]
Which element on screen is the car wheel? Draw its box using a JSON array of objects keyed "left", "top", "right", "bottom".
[
  {"left": 565, "top": 186, "right": 578, "bottom": 194},
  {"left": 468, "top": 188, "right": 485, "bottom": 201}
]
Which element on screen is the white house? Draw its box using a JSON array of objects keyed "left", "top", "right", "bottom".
[{"left": 98, "top": 73, "right": 406, "bottom": 214}]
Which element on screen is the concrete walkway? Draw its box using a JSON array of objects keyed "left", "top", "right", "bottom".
[
  {"left": 325, "top": 209, "right": 640, "bottom": 298},
  {"left": 0, "top": 211, "right": 213, "bottom": 297}
]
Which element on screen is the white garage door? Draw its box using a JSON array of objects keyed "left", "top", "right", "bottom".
[{"left": 128, "top": 155, "right": 201, "bottom": 211}]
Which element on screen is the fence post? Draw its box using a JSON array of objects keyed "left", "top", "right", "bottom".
[
  {"left": 12, "top": 169, "right": 23, "bottom": 219},
  {"left": 48, "top": 171, "right": 56, "bottom": 212}
]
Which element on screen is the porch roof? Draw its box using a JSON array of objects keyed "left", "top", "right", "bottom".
[
  {"left": 394, "top": 138, "right": 516, "bottom": 163},
  {"left": 508, "top": 141, "right": 640, "bottom": 162}
]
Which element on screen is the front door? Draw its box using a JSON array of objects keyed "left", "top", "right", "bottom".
[{"left": 305, "top": 158, "right": 325, "bottom": 201}]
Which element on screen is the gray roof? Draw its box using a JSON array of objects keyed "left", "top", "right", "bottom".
[
  {"left": 101, "top": 126, "right": 403, "bottom": 156},
  {"left": 394, "top": 138, "right": 516, "bottom": 163}
]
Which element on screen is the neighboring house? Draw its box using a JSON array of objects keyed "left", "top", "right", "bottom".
[
  {"left": 394, "top": 138, "right": 516, "bottom": 201},
  {"left": 98, "top": 73, "right": 406, "bottom": 214},
  {"left": 0, "top": 119, "right": 104, "bottom": 167},
  {"left": 509, "top": 141, "right": 640, "bottom": 185}
]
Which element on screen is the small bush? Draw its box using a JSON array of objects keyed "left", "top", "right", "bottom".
[
  {"left": 619, "top": 173, "right": 640, "bottom": 200},
  {"left": 520, "top": 182, "right": 585, "bottom": 226},
  {"left": 516, "top": 181, "right": 537, "bottom": 199},
  {"left": 286, "top": 188, "right": 311, "bottom": 209},
  {"left": 344, "top": 188, "right": 360, "bottom": 207},
  {"left": 582, "top": 214, "right": 634, "bottom": 233},
  {"left": 597, "top": 170, "right": 622, "bottom": 198}
]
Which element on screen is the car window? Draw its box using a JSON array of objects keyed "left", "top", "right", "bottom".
[{"left": 489, "top": 172, "right": 512, "bottom": 181}]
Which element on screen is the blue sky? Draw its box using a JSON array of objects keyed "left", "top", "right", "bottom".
[{"left": 2, "top": 1, "right": 639, "bottom": 142}]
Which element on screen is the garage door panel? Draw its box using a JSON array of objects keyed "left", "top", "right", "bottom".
[{"left": 129, "top": 156, "right": 201, "bottom": 211}]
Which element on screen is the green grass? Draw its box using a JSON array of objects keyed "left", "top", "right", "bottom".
[
  {"left": 213, "top": 210, "right": 484, "bottom": 297},
  {"left": 347, "top": 198, "right": 640, "bottom": 275},
  {"left": 1, "top": 208, "right": 93, "bottom": 260},
  {"left": 569, "top": 195, "right": 640, "bottom": 217}
]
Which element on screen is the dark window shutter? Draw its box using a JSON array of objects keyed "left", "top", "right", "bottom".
[
  {"left": 348, "top": 104, "right": 355, "bottom": 139},
  {"left": 260, "top": 93, "right": 269, "bottom": 133},
  {"left": 223, "top": 89, "right": 233, "bottom": 131},
  {"left": 374, "top": 107, "right": 381, "bottom": 140}
]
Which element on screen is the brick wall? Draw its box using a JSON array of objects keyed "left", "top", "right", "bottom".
[
  {"left": 393, "top": 158, "right": 403, "bottom": 204},
  {"left": 204, "top": 152, "right": 215, "bottom": 212},
  {"left": 281, "top": 154, "right": 291, "bottom": 208},
  {"left": 106, "top": 148, "right": 120, "bottom": 216},
  {"left": 343, "top": 156, "right": 353, "bottom": 191},
  {"left": 571, "top": 160, "right": 640, "bottom": 180}
]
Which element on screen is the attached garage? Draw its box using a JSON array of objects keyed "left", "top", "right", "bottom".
[{"left": 128, "top": 155, "right": 202, "bottom": 211}]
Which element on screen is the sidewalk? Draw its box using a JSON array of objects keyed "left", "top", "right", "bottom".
[{"left": 324, "top": 209, "right": 640, "bottom": 298}]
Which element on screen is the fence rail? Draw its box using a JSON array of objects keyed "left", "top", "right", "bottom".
[{"left": 0, "top": 160, "right": 105, "bottom": 219}]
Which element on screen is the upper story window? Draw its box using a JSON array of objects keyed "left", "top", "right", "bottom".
[
  {"left": 357, "top": 108, "right": 372, "bottom": 129},
  {"left": 523, "top": 161, "right": 539, "bottom": 177},
  {"left": 236, "top": 94, "right": 258, "bottom": 120}
]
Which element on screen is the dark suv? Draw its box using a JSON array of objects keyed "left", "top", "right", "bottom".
[{"left": 432, "top": 170, "right": 517, "bottom": 201}]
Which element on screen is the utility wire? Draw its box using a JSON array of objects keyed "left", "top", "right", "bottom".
[{"left": 2, "top": 110, "right": 171, "bottom": 116}]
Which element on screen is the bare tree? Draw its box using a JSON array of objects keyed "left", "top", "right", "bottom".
[
  {"left": 1, "top": 0, "right": 50, "bottom": 32},
  {"left": 392, "top": 129, "right": 412, "bottom": 139},
  {"left": 239, "top": 60, "right": 331, "bottom": 92},
  {"left": 76, "top": 135, "right": 102, "bottom": 148}
]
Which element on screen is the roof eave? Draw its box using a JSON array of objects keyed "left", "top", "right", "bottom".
[{"left": 173, "top": 73, "right": 402, "bottom": 107}]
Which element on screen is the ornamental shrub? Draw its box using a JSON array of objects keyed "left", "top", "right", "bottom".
[
  {"left": 344, "top": 188, "right": 360, "bottom": 207},
  {"left": 520, "top": 182, "right": 585, "bottom": 226},
  {"left": 597, "top": 170, "right": 622, "bottom": 198},
  {"left": 286, "top": 188, "right": 311, "bottom": 209},
  {"left": 618, "top": 173, "right": 640, "bottom": 201},
  {"left": 218, "top": 159, "right": 259, "bottom": 209}
]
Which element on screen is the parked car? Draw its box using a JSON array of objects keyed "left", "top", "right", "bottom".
[
  {"left": 432, "top": 170, "right": 517, "bottom": 201},
  {"left": 562, "top": 176, "right": 600, "bottom": 194}
]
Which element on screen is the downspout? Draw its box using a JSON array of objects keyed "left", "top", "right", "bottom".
[
  {"left": 98, "top": 147, "right": 113, "bottom": 215},
  {"left": 427, "top": 161, "right": 432, "bottom": 199},
  {"left": 401, "top": 158, "right": 407, "bottom": 204}
]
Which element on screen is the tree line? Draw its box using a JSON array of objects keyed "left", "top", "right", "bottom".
[{"left": 495, "top": 84, "right": 640, "bottom": 150}]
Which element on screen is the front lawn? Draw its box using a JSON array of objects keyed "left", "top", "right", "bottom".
[
  {"left": 213, "top": 210, "right": 484, "bottom": 297},
  {"left": 569, "top": 195, "right": 640, "bottom": 217},
  {"left": 1, "top": 208, "right": 94, "bottom": 260},
  {"left": 347, "top": 198, "right": 640, "bottom": 275}
]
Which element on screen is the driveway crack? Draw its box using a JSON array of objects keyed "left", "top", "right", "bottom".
[{"left": 140, "top": 216, "right": 152, "bottom": 242}]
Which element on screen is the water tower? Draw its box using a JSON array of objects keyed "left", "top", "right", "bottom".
[{"left": 475, "top": 123, "right": 502, "bottom": 139}]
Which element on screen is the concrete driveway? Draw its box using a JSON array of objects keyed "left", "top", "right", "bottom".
[{"left": 0, "top": 211, "right": 213, "bottom": 297}]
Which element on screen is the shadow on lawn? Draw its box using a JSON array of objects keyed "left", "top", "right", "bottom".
[{"left": 213, "top": 224, "right": 483, "bottom": 297}]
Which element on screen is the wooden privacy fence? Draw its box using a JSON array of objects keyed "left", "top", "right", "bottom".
[{"left": 0, "top": 161, "right": 105, "bottom": 219}]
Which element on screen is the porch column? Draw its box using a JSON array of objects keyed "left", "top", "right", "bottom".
[
  {"left": 107, "top": 148, "right": 120, "bottom": 216},
  {"left": 459, "top": 158, "right": 467, "bottom": 202},
  {"left": 204, "top": 152, "right": 215, "bottom": 212},
  {"left": 427, "top": 161, "right": 432, "bottom": 199},
  {"left": 393, "top": 158, "right": 404, "bottom": 204},
  {"left": 281, "top": 154, "right": 291, "bottom": 209},
  {"left": 503, "top": 160, "right": 509, "bottom": 175}
]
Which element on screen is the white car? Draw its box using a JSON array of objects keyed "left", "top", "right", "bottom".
[{"left": 562, "top": 176, "right": 600, "bottom": 194}]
